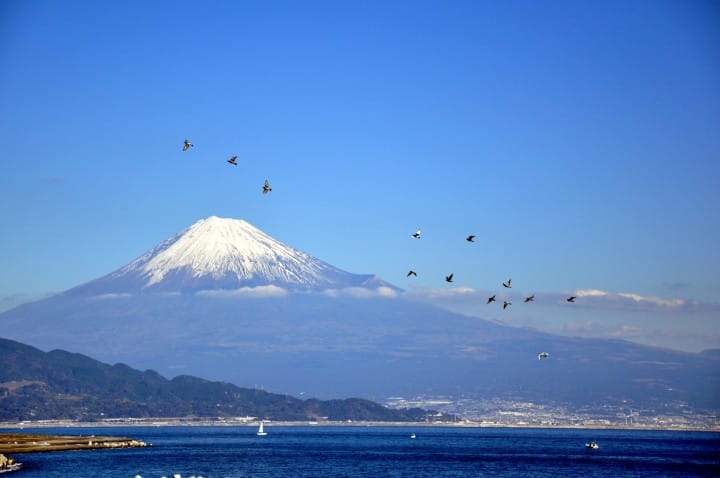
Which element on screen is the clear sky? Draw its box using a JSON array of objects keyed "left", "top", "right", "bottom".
[{"left": 1, "top": 0, "right": 718, "bottom": 352}]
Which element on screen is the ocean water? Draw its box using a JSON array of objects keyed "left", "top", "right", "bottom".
[{"left": 2, "top": 426, "right": 719, "bottom": 477}]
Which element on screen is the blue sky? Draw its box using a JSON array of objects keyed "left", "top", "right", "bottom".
[{"left": 1, "top": 0, "right": 718, "bottom": 352}]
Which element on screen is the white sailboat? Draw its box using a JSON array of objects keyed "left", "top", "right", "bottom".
[{"left": 256, "top": 420, "right": 268, "bottom": 436}]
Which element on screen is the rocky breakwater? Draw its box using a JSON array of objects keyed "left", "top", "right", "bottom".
[
  {"left": 0, "top": 433, "right": 148, "bottom": 471},
  {"left": 0, "top": 433, "right": 148, "bottom": 453}
]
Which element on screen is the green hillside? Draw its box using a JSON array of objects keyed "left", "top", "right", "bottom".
[{"left": 0, "top": 338, "right": 428, "bottom": 422}]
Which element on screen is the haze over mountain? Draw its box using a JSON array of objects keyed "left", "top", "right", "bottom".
[{"left": 1, "top": 217, "right": 717, "bottom": 415}]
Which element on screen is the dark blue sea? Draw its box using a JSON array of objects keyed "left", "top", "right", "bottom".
[{"left": 2, "top": 426, "right": 719, "bottom": 477}]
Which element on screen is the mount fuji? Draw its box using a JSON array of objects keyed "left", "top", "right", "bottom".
[
  {"left": 0, "top": 217, "right": 717, "bottom": 415},
  {"left": 64, "top": 216, "right": 396, "bottom": 296}
]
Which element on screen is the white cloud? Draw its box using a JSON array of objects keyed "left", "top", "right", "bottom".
[
  {"left": 566, "top": 289, "right": 694, "bottom": 311},
  {"left": 397, "top": 286, "right": 719, "bottom": 351},
  {"left": 575, "top": 289, "right": 609, "bottom": 297},
  {"left": 321, "top": 286, "right": 399, "bottom": 299},
  {"left": 403, "top": 286, "right": 717, "bottom": 313},
  {"left": 376, "top": 286, "right": 400, "bottom": 298},
  {"left": 616, "top": 293, "right": 685, "bottom": 308},
  {"left": 196, "top": 285, "right": 288, "bottom": 298},
  {"left": 404, "top": 286, "right": 485, "bottom": 300}
]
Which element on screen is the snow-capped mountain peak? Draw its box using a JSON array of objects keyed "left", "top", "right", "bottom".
[
  {"left": 128, "top": 216, "right": 326, "bottom": 286},
  {"left": 65, "top": 216, "right": 395, "bottom": 295}
]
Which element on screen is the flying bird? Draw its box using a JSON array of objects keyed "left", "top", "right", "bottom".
[
  {"left": 567, "top": 296, "right": 577, "bottom": 303},
  {"left": 466, "top": 235, "right": 475, "bottom": 242},
  {"left": 524, "top": 295, "right": 535, "bottom": 303},
  {"left": 487, "top": 295, "right": 496, "bottom": 304},
  {"left": 262, "top": 180, "right": 272, "bottom": 194},
  {"left": 412, "top": 229, "right": 422, "bottom": 239},
  {"left": 227, "top": 155, "right": 238, "bottom": 165},
  {"left": 182, "top": 139, "right": 194, "bottom": 151},
  {"left": 445, "top": 273, "right": 454, "bottom": 283},
  {"left": 503, "top": 300, "right": 512, "bottom": 309},
  {"left": 538, "top": 352, "right": 549, "bottom": 360},
  {"left": 407, "top": 270, "right": 417, "bottom": 277},
  {"left": 503, "top": 279, "right": 512, "bottom": 288}
]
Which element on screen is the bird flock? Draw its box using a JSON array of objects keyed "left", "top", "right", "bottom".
[
  {"left": 183, "top": 138, "right": 571, "bottom": 361},
  {"left": 407, "top": 228, "right": 577, "bottom": 309},
  {"left": 182, "top": 139, "right": 272, "bottom": 195},
  {"left": 408, "top": 227, "right": 579, "bottom": 361}
]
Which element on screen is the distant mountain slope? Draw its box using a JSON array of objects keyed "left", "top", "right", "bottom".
[
  {"left": 61, "top": 216, "right": 397, "bottom": 295},
  {"left": 0, "top": 216, "right": 717, "bottom": 416},
  {"left": 2, "top": 293, "right": 718, "bottom": 413},
  {"left": 0, "top": 338, "right": 429, "bottom": 422}
]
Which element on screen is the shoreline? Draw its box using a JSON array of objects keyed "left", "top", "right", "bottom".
[{"left": 1, "top": 419, "right": 717, "bottom": 433}]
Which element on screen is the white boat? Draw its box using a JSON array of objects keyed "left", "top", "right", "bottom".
[
  {"left": 410, "top": 433, "right": 416, "bottom": 439},
  {"left": 256, "top": 421, "right": 268, "bottom": 436},
  {"left": 585, "top": 440, "right": 599, "bottom": 449}
]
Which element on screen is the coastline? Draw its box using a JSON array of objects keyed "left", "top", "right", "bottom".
[{"left": 1, "top": 418, "right": 717, "bottom": 433}]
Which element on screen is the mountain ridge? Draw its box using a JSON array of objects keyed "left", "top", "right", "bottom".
[{"left": 0, "top": 337, "right": 431, "bottom": 422}]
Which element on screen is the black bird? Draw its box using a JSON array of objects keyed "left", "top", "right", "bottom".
[
  {"left": 503, "top": 300, "right": 511, "bottom": 310},
  {"left": 407, "top": 270, "right": 417, "bottom": 277},
  {"left": 262, "top": 179, "right": 272, "bottom": 194},
  {"left": 487, "top": 295, "right": 496, "bottom": 304},
  {"left": 466, "top": 235, "right": 475, "bottom": 242},
  {"left": 182, "top": 139, "right": 194, "bottom": 151},
  {"left": 567, "top": 296, "right": 577, "bottom": 303},
  {"left": 538, "top": 352, "right": 549, "bottom": 360},
  {"left": 524, "top": 295, "right": 535, "bottom": 303},
  {"left": 227, "top": 155, "right": 238, "bottom": 165},
  {"left": 412, "top": 229, "right": 421, "bottom": 239},
  {"left": 445, "top": 273, "right": 454, "bottom": 283},
  {"left": 503, "top": 279, "right": 512, "bottom": 288}
]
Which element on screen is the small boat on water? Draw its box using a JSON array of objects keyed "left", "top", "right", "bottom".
[
  {"left": 257, "top": 421, "right": 268, "bottom": 436},
  {"left": 585, "top": 440, "right": 599, "bottom": 449},
  {"left": 410, "top": 433, "right": 416, "bottom": 439}
]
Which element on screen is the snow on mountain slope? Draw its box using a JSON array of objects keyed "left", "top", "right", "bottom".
[{"left": 64, "top": 216, "right": 396, "bottom": 295}]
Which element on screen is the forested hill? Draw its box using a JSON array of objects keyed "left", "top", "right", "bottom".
[{"left": 0, "top": 337, "right": 428, "bottom": 422}]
